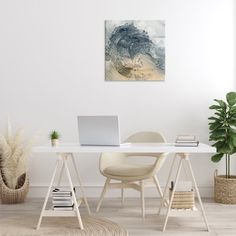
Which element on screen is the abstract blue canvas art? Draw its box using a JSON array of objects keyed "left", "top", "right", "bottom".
[{"left": 105, "top": 20, "right": 165, "bottom": 81}]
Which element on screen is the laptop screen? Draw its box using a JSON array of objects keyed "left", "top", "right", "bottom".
[{"left": 77, "top": 116, "right": 120, "bottom": 146}]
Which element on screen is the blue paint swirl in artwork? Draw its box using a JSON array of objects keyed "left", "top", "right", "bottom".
[{"left": 105, "top": 21, "right": 165, "bottom": 80}]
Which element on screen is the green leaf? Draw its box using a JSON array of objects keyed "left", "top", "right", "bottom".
[
  {"left": 218, "top": 141, "right": 234, "bottom": 154},
  {"left": 229, "top": 127, "right": 236, "bottom": 133},
  {"left": 228, "top": 120, "right": 236, "bottom": 126},
  {"left": 208, "top": 116, "right": 224, "bottom": 122},
  {"left": 208, "top": 119, "right": 224, "bottom": 125},
  {"left": 214, "top": 99, "right": 227, "bottom": 109},
  {"left": 229, "top": 112, "right": 236, "bottom": 117},
  {"left": 229, "top": 107, "right": 236, "bottom": 114},
  {"left": 212, "top": 140, "right": 232, "bottom": 154},
  {"left": 226, "top": 92, "right": 236, "bottom": 106},
  {"left": 230, "top": 106, "right": 236, "bottom": 112},
  {"left": 208, "top": 117, "right": 219, "bottom": 121},
  {"left": 214, "top": 112, "right": 225, "bottom": 118},
  {"left": 228, "top": 140, "right": 236, "bottom": 154},
  {"left": 229, "top": 107, "right": 236, "bottom": 119},
  {"left": 209, "top": 136, "right": 225, "bottom": 142},
  {"left": 211, "top": 153, "right": 224, "bottom": 162},
  {"left": 210, "top": 128, "right": 226, "bottom": 136},
  {"left": 212, "top": 140, "right": 225, "bottom": 148},
  {"left": 232, "top": 135, "right": 236, "bottom": 146},
  {"left": 210, "top": 134, "right": 224, "bottom": 140},
  {"left": 209, "top": 122, "right": 222, "bottom": 131},
  {"left": 209, "top": 105, "right": 222, "bottom": 110}
]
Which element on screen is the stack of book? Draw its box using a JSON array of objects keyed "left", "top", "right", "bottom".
[
  {"left": 175, "top": 135, "right": 199, "bottom": 147},
  {"left": 52, "top": 188, "right": 74, "bottom": 211}
]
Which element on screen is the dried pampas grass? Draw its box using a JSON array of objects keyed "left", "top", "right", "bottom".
[{"left": 0, "top": 125, "right": 34, "bottom": 189}]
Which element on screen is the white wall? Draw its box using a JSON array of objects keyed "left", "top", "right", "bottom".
[{"left": 0, "top": 0, "right": 235, "bottom": 198}]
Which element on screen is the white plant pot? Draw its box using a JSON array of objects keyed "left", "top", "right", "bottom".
[{"left": 51, "top": 139, "right": 59, "bottom": 147}]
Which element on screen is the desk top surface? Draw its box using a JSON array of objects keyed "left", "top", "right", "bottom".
[{"left": 33, "top": 143, "right": 215, "bottom": 154}]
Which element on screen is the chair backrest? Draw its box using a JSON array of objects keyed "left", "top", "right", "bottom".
[
  {"left": 125, "top": 131, "right": 165, "bottom": 158},
  {"left": 125, "top": 131, "right": 165, "bottom": 143},
  {"left": 99, "top": 131, "right": 168, "bottom": 175}
]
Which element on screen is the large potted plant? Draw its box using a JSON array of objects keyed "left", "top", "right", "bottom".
[
  {"left": 209, "top": 91, "right": 236, "bottom": 204},
  {"left": 0, "top": 120, "right": 33, "bottom": 203}
]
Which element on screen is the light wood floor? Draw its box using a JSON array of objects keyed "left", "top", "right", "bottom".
[{"left": 1, "top": 197, "right": 236, "bottom": 235}]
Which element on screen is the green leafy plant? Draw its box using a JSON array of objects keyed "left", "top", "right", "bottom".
[
  {"left": 49, "top": 130, "right": 60, "bottom": 140},
  {"left": 209, "top": 91, "right": 236, "bottom": 178}
]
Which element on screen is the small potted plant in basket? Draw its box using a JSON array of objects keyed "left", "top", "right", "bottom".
[
  {"left": 209, "top": 91, "right": 236, "bottom": 204},
  {"left": 50, "top": 131, "right": 60, "bottom": 147}
]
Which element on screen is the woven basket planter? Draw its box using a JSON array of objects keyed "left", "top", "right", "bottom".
[
  {"left": 214, "top": 170, "right": 236, "bottom": 204},
  {"left": 169, "top": 189, "right": 195, "bottom": 209},
  {"left": 0, "top": 171, "right": 29, "bottom": 204}
]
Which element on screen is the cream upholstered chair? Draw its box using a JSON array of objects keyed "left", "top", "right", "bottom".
[{"left": 96, "top": 131, "right": 168, "bottom": 217}]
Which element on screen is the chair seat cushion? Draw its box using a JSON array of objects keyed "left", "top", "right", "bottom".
[{"left": 103, "top": 164, "right": 153, "bottom": 177}]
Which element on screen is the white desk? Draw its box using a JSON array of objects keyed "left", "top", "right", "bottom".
[{"left": 33, "top": 143, "right": 215, "bottom": 231}]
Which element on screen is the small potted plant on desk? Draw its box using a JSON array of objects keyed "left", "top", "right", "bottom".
[
  {"left": 209, "top": 91, "right": 236, "bottom": 204},
  {"left": 50, "top": 131, "right": 60, "bottom": 147}
]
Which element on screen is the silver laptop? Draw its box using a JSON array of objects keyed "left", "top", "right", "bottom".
[{"left": 77, "top": 116, "right": 120, "bottom": 146}]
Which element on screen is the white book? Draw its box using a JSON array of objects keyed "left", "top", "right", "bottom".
[
  {"left": 176, "top": 140, "right": 198, "bottom": 143},
  {"left": 53, "top": 206, "right": 74, "bottom": 211},
  {"left": 52, "top": 187, "right": 75, "bottom": 197},
  {"left": 52, "top": 193, "right": 72, "bottom": 197},
  {"left": 175, "top": 142, "right": 199, "bottom": 147},
  {"left": 176, "top": 135, "right": 196, "bottom": 141},
  {"left": 52, "top": 196, "right": 71, "bottom": 200},
  {"left": 52, "top": 200, "right": 73, "bottom": 205},
  {"left": 53, "top": 203, "right": 74, "bottom": 207},
  {"left": 53, "top": 187, "right": 73, "bottom": 191}
]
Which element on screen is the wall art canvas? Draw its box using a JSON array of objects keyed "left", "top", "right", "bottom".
[{"left": 105, "top": 20, "right": 165, "bottom": 81}]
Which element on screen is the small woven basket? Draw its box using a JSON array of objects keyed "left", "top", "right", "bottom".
[
  {"left": 214, "top": 170, "right": 236, "bottom": 204},
  {"left": 169, "top": 189, "right": 194, "bottom": 209},
  {"left": 0, "top": 171, "right": 29, "bottom": 204}
]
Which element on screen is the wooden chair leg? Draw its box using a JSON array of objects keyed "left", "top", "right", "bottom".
[
  {"left": 96, "top": 178, "right": 110, "bottom": 212},
  {"left": 140, "top": 180, "right": 145, "bottom": 218},
  {"left": 121, "top": 182, "right": 125, "bottom": 205},
  {"left": 153, "top": 175, "right": 163, "bottom": 198},
  {"left": 153, "top": 175, "right": 168, "bottom": 206}
]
